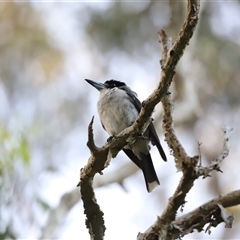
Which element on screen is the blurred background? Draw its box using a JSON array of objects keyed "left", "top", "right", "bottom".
[{"left": 0, "top": 1, "right": 240, "bottom": 239}]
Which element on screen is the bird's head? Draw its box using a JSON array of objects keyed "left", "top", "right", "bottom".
[{"left": 85, "top": 79, "right": 126, "bottom": 91}]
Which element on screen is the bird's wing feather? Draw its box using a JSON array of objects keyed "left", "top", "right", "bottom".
[
  {"left": 101, "top": 121, "right": 106, "bottom": 131},
  {"left": 121, "top": 85, "right": 142, "bottom": 111},
  {"left": 122, "top": 85, "right": 167, "bottom": 162},
  {"left": 148, "top": 123, "right": 167, "bottom": 161}
]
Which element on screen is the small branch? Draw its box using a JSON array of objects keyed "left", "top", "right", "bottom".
[
  {"left": 195, "top": 126, "right": 232, "bottom": 178},
  {"left": 162, "top": 91, "right": 194, "bottom": 172},
  {"left": 86, "top": 116, "right": 98, "bottom": 152},
  {"left": 159, "top": 30, "right": 169, "bottom": 64}
]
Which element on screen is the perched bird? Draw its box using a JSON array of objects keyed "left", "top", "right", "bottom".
[{"left": 85, "top": 79, "right": 167, "bottom": 192}]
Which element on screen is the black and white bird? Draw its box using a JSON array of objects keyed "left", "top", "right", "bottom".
[{"left": 85, "top": 79, "right": 167, "bottom": 192}]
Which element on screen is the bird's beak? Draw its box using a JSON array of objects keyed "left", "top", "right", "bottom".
[{"left": 85, "top": 79, "right": 106, "bottom": 91}]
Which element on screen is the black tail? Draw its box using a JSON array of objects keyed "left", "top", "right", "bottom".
[
  {"left": 123, "top": 149, "right": 142, "bottom": 169},
  {"left": 140, "top": 153, "right": 160, "bottom": 192}
]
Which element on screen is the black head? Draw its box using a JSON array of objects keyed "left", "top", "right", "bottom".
[{"left": 104, "top": 80, "right": 126, "bottom": 89}]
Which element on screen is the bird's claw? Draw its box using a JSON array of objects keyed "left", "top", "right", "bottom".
[{"left": 107, "top": 136, "right": 115, "bottom": 142}]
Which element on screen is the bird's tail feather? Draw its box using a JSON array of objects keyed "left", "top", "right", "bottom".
[
  {"left": 123, "top": 149, "right": 142, "bottom": 169},
  {"left": 140, "top": 153, "right": 160, "bottom": 192},
  {"left": 155, "top": 141, "right": 167, "bottom": 162}
]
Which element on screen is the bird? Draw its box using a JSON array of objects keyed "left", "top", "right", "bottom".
[{"left": 85, "top": 79, "right": 167, "bottom": 192}]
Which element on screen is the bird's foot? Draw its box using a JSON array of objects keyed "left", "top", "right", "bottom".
[{"left": 107, "top": 136, "right": 115, "bottom": 142}]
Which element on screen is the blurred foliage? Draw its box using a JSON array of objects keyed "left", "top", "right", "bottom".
[
  {"left": 0, "top": 124, "right": 30, "bottom": 238},
  {"left": 0, "top": 226, "right": 16, "bottom": 240},
  {"left": 85, "top": 1, "right": 170, "bottom": 56},
  {"left": 0, "top": 1, "right": 63, "bottom": 96},
  {"left": 0, "top": 2, "right": 65, "bottom": 238},
  {"left": 196, "top": 4, "right": 240, "bottom": 106},
  {"left": 0, "top": 124, "right": 30, "bottom": 174},
  {"left": 86, "top": 2, "right": 152, "bottom": 51}
]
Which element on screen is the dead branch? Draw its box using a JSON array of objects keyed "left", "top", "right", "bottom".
[
  {"left": 195, "top": 126, "right": 232, "bottom": 178},
  {"left": 171, "top": 190, "right": 240, "bottom": 238}
]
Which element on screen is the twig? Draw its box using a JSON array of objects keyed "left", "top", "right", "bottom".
[{"left": 195, "top": 126, "right": 232, "bottom": 178}]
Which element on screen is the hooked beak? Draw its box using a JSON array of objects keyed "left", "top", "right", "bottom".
[{"left": 85, "top": 79, "right": 106, "bottom": 91}]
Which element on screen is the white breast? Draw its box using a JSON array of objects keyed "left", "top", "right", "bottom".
[{"left": 97, "top": 88, "right": 139, "bottom": 136}]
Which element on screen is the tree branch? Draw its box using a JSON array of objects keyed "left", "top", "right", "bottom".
[
  {"left": 79, "top": 0, "right": 200, "bottom": 239},
  {"left": 171, "top": 189, "right": 240, "bottom": 238},
  {"left": 195, "top": 126, "right": 232, "bottom": 178},
  {"left": 137, "top": 1, "right": 238, "bottom": 239},
  {"left": 137, "top": 1, "right": 200, "bottom": 238}
]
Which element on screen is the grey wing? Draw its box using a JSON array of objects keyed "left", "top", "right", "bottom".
[
  {"left": 148, "top": 123, "right": 167, "bottom": 161},
  {"left": 122, "top": 86, "right": 142, "bottom": 112},
  {"left": 123, "top": 86, "right": 167, "bottom": 162}
]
